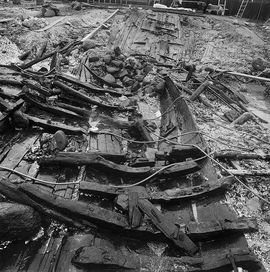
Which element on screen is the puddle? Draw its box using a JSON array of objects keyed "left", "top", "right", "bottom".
[{"left": 245, "top": 83, "right": 270, "bottom": 130}]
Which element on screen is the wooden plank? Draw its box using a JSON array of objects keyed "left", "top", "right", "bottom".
[
  {"left": 54, "top": 234, "right": 95, "bottom": 272},
  {"left": 138, "top": 199, "right": 198, "bottom": 255},
  {"left": 79, "top": 176, "right": 234, "bottom": 202},
  {"left": 0, "top": 133, "right": 38, "bottom": 178},
  {"left": 39, "top": 155, "right": 200, "bottom": 178}
]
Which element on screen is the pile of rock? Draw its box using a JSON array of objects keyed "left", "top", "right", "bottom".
[
  {"left": 88, "top": 47, "right": 153, "bottom": 92},
  {"left": 22, "top": 17, "right": 48, "bottom": 30}
]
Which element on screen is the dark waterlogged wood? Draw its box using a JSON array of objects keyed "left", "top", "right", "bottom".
[
  {"left": 0, "top": 179, "right": 85, "bottom": 229},
  {"left": 39, "top": 151, "right": 127, "bottom": 164},
  {"left": 24, "top": 113, "right": 86, "bottom": 135},
  {"left": 72, "top": 245, "right": 201, "bottom": 271},
  {"left": 72, "top": 245, "right": 261, "bottom": 272},
  {"left": 23, "top": 79, "right": 51, "bottom": 96},
  {"left": 79, "top": 176, "right": 234, "bottom": 202},
  {"left": 54, "top": 80, "right": 134, "bottom": 111},
  {"left": 56, "top": 72, "right": 129, "bottom": 97},
  {"left": 39, "top": 155, "right": 200, "bottom": 178},
  {"left": 23, "top": 92, "right": 83, "bottom": 119},
  {"left": 138, "top": 199, "right": 198, "bottom": 255}
]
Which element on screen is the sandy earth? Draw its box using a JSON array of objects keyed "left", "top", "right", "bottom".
[{"left": 0, "top": 2, "right": 270, "bottom": 270}]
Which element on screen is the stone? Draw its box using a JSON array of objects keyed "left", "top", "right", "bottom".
[
  {"left": 103, "top": 74, "right": 116, "bottom": 83},
  {"left": 246, "top": 197, "right": 261, "bottom": 212},
  {"left": 106, "top": 66, "right": 120, "bottom": 73},
  {"left": 0, "top": 202, "right": 41, "bottom": 241},
  {"left": 122, "top": 76, "right": 134, "bottom": 86},
  {"left": 44, "top": 9, "right": 56, "bottom": 18},
  {"left": 118, "top": 69, "right": 129, "bottom": 79},
  {"left": 111, "top": 60, "right": 124, "bottom": 68},
  {"left": 81, "top": 40, "right": 97, "bottom": 51},
  {"left": 53, "top": 130, "right": 67, "bottom": 151},
  {"left": 103, "top": 55, "right": 111, "bottom": 64}
]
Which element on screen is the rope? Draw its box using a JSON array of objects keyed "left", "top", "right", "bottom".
[{"left": 0, "top": 166, "right": 80, "bottom": 186}]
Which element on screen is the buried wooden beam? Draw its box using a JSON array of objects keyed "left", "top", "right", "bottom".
[
  {"left": 214, "top": 151, "right": 270, "bottom": 161},
  {"left": 0, "top": 180, "right": 258, "bottom": 243},
  {"left": 0, "top": 179, "right": 89, "bottom": 229},
  {"left": 206, "top": 67, "right": 270, "bottom": 83},
  {"left": 56, "top": 73, "right": 129, "bottom": 97},
  {"left": 227, "top": 169, "right": 270, "bottom": 176},
  {"left": 53, "top": 80, "right": 134, "bottom": 111},
  {"left": 79, "top": 176, "right": 234, "bottom": 202},
  {"left": 72, "top": 245, "right": 261, "bottom": 272},
  {"left": 138, "top": 198, "right": 198, "bottom": 255},
  {"left": 189, "top": 80, "right": 211, "bottom": 101},
  {"left": 39, "top": 151, "right": 127, "bottom": 164},
  {"left": 39, "top": 155, "right": 200, "bottom": 178},
  {"left": 22, "top": 91, "right": 83, "bottom": 119},
  {"left": 15, "top": 112, "right": 86, "bottom": 135}
]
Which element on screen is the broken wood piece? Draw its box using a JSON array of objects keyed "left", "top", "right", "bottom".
[
  {"left": 21, "top": 113, "right": 86, "bottom": 135},
  {"left": 23, "top": 79, "right": 51, "bottom": 96},
  {"left": 155, "top": 145, "right": 205, "bottom": 162},
  {"left": 20, "top": 40, "right": 81, "bottom": 70},
  {"left": 79, "top": 176, "right": 234, "bottom": 203},
  {"left": 138, "top": 198, "right": 198, "bottom": 255},
  {"left": 36, "top": 41, "right": 48, "bottom": 59},
  {"left": 0, "top": 202, "right": 41, "bottom": 241},
  {"left": 227, "top": 169, "right": 270, "bottom": 176},
  {"left": 39, "top": 155, "right": 200, "bottom": 178},
  {"left": 128, "top": 190, "right": 143, "bottom": 228},
  {"left": 206, "top": 67, "right": 270, "bottom": 83},
  {"left": 56, "top": 73, "right": 129, "bottom": 97},
  {"left": 232, "top": 112, "right": 256, "bottom": 125},
  {"left": 72, "top": 245, "right": 201, "bottom": 271},
  {"left": 186, "top": 217, "right": 258, "bottom": 241},
  {"left": 39, "top": 151, "right": 126, "bottom": 164},
  {"left": 81, "top": 9, "right": 119, "bottom": 42},
  {"left": 19, "top": 183, "right": 128, "bottom": 230},
  {"left": 54, "top": 80, "right": 133, "bottom": 111},
  {"left": 22, "top": 91, "right": 83, "bottom": 119},
  {"left": 0, "top": 78, "right": 23, "bottom": 87},
  {"left": 214, "top": 151, "right": 270, "bottom": 161},
  {"left": 73, "top": 245, "right": 261, "bottom": 272},
  {"left": 56, "top": 102, "right": 91, "bottom": 117}
]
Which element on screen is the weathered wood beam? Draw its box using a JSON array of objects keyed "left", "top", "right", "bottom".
[
  {"left": 138, "top": 198, "right": 198, "bottom": 255},
  {"left": 227, "top": 169, "right": 270, "bottom": 176},
  {"left": 24, "top": 113, "right": 86, "bottom": 135},
  {"left": 23, "top": 79, "right": 51, "bottom": 96},
  {"left": 214, "top": 151, "right": 270, "bottom": 161},
  {"left": 39, "top": 151, "right": 127, "bottom": 164},
  {"left": 72, "top": 245, "right": 201, "bottom": 271},
  {"left": 79, "top": 176, "right": 234, "bottom": 202},
  {"left": 56, "top": 73, "right": 129, "bottom": 97},
  {"left": 23, "top": 92, "right": 83, "bottom": 119},
  {"left": 54, "top": 80, "right": 134, "bottom": 111},
  {"left": 72, "top": 246, "right": 262, "bottom": 272},
  {"left": 39, "top": 155, "right": 200, "bottom": 178},
  {"left": 189, "top": 80, "right": 210, "bottom": 101}
]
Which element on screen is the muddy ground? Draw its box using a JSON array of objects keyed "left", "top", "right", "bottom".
[{"left": 1, "top": 1, "right": 270, "bottom": 270}]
